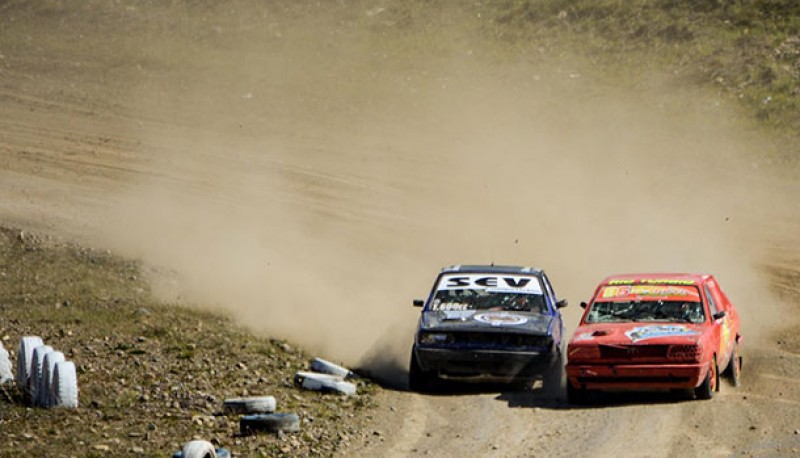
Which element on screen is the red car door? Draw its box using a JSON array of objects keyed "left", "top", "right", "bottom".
[{"left": 705, "top": 279, "right": 733, "bottom": 370}]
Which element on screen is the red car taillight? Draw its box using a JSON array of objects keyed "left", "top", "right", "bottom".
[{"left": 667, "top": 344, "right": 701, "bottom": 362}]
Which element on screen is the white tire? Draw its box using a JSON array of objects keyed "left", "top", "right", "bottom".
[
  {"left": 181, "top": 440, "right": 217, "bottom": 458},
  {"left": 173, "top": 446, "right": 229, "bottom": 458},
  {"left": 240, "top": 413, "right": 301, "bottom": 435},
  {"left": 310, "top": 357, "right": 358, "bottom": 379},
  {"left": 16, "top": 336, "right": 43, "bottom": 388},
  {"left": 222, "top": 396, "right": 276, "bottom": 414},
  {"left": 0, "top": 342, "right": 13, "bottom": 384},
  {"left": 41, "top": 351, "right": 65, "bottom": 408},
  {"left": 30, "top": 345, "right": 53, "bottom": 406},
  {"left": 52, "top": 361, "right": 78, "bottom": 408},
  {"left": 294, "top": 371, "right": 357, "bottom": 396}
]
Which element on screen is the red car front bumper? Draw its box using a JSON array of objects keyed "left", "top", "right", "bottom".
[{"left": 566, "top": 362, "right": 710, "bottom": 390}]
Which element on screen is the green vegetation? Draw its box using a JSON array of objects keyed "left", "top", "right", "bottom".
[
  {"left": 375, "top": 0, "right": 798, "bottom": 150},
  {"left": 487, "top": 0, "right": 800, "bottom": 131}
]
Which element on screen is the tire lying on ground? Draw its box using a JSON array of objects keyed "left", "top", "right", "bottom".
[
  {"left": 240, "top": 413, "right": 301, "bottom": 435},
  {"left": 16, "top": 336, "right": 43, "bottom": 388},
  {"left": 310, "top": 358, "right": 358, "bottom": 379},
  {"left": 40, "top": 351, "right": 65, "bottom": 408},
  {"left": 294, "top": 371, "right": 357, "bottom": 396},
  {"left": 170, "top": 440, "right": 231, "bottom": 458},
  {"left": 29, "top": 345, "right": 53, "bottom": 406},
  {"left": 222, "top": 396, "right": 276, "bottom": 414},
  {"left": 172, "top": 450, "right": 231, "bottom": 458},
  {"left": 0, "top": 342, "right": 13, "bottom": 385},
  {"left": 52, "top": 360, "right": 78, "bottom": 408}
]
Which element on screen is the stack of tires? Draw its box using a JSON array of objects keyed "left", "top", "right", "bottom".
[
  {"left": 17, "top": 336, "right": 78, "bottom": 408},
  {"left": 293, "top": 358, "right": 358, "bottom": 396},
  {"left": 221, "top": 395, "right": 301, "bottom": 436}
]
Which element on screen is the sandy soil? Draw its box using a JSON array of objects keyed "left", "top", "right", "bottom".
[{"left": 2, "top": 2, "right": 800, "bottom": 456}]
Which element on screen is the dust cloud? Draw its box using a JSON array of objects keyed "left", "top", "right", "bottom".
[{"left": 95, "top": 3, "right": 796, "bottom": 382}]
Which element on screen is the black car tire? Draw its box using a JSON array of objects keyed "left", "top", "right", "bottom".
[
  {"left": 695, "top": 356, "right": 718, "bottom": 400},
  {"left": 408, "top": 347, "right": 438, "bottom": 393},
  {"left": 542, "top": 349, "right": 564, "bottom": 395},
  {"left": 566, "top": 381, "right": 588, "bottom": 405},
  {"left": 723, "top": 343, "right": 742, "bottom": 388}
]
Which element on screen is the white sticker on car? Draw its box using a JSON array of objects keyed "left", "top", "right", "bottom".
[
  {"left": 473, "top": 312, "right": 528, "bottom": 326},
  {"left": 625, "top": 325, "right": 700, "bottom": 342}
]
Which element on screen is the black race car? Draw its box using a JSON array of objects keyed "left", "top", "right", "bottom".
[{"left": 409, "top": 265, "right": 568, "bottom": 391}]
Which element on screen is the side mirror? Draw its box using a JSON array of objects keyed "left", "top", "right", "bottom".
[
  {"left": 580, "top": 301, "right": 588, "bottom": 309},
  {"left": 413, "top": 299, "right": 424, "bottom": 308},
  {"left": 556, "top": 299, "right": 568, "bottom": 309},
  {"left": 713, "top": 311, "right": 727, "bottom": 320}
]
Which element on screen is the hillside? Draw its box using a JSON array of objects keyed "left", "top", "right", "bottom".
[{"left": 1, "top": 1, "right": 799, "bottom": 456}]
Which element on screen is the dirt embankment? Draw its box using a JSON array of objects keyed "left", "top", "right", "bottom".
[{"left": 1, "top": 1, "right": 800, "bottom": 457}]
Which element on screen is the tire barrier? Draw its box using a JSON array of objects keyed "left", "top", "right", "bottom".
[
  {"left": 294, "top": 371, "right": 357, "bottom": 396},
  {"left": 14, "top": 337, "right": 78, "bottom": 409}
]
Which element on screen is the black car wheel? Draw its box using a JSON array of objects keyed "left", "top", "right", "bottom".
[
  {"left": 695, "top": 356, "right": 718, "bottom": 400},
  {"left": 542, "top": 349, "right": 564, "bottom": 395},
  {"left": 723, "top": 343, "right": 742, "bottom": 387},
  {"left": 566, "top": 381, "right": 588, "bottom": 405},
  {"left": 408, "top": 346, "right": 438, "bottom": 393}
]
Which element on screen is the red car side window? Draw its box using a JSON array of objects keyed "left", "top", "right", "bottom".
[{"left": 704, "top": 284, "right": 719, "bottom": 316}]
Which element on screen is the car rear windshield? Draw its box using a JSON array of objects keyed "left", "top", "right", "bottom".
[{"left": 586, "top": 284, "right": 705, "bottom": 324}]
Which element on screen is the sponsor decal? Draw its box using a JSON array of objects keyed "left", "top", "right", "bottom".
[
  {"left": 473, "top": 312, "right": 528, "bottom": 326},
  {"left": 430, "top": 299, "right": 471, "bottom": 311},
  {"left": 625, "top": 325, "right": 700, "bottom": 342},
  {"left": 721, "top": 318, "right": 731, "bottom": 355},
  {"left": 439, "top": 310, "right": 475, "bottom": 321},
  {"left": 599, "top": 285, "right": 700, "bottom": 301},
  {"left": 608, "top": 279, "right": 695, "bottom": 285},
  {"left": 438, "top": 274, "right": 543, "bottom": 294},
  {"left": 574, "top": 332, "right": 596, "bottom": 341}
]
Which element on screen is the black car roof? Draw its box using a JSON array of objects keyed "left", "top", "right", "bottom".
[{"left": 440, "top": 264, "right": 544, "bottom": 276}]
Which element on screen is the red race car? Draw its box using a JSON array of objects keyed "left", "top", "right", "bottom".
[{"left": 566, "top": 273, "right": 742, "bottom": 404}]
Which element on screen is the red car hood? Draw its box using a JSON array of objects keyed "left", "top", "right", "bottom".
[{"left": 571, "top": 322, "right": 704, "bottom": 346}]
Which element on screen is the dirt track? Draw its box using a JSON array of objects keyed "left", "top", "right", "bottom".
[{"left": 2, "top": 2, "right": 800, "bottom": 457}]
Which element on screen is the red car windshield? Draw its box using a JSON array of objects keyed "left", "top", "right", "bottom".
[{"left": 586, "top": 284, "right": 705, "bottom": 324}]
